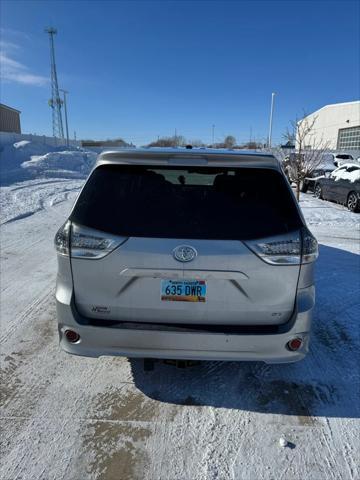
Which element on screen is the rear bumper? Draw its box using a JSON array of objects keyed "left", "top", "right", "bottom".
[{"left": 56, "top": 286, "right": 314, "bottom": 364}]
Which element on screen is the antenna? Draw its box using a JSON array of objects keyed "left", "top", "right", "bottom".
[{"left": 45, "top": 27, "right": 64, "bottom": 139}]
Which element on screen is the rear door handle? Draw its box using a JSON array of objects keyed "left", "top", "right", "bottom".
[
  {"left": 120, "top": 268, "right": 248, "bottom": 280},
  {"left": 120, "top": 268, "right": 183, "bottom": 279}
]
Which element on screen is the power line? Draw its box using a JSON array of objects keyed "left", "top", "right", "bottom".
[{"left": 59, "top": 89, "right": 69, "bottom": 147}]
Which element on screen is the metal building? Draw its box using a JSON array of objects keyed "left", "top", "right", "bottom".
[
  {"left": 299, "top": 101, "right": 360, "bottom": 151},
  {"left": 0, "top": 104, "right": 21, "bottom": 133}
]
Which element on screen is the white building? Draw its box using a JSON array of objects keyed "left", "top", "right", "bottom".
[{"left": 299, "top": 101, "right": 360, "bottom": 151}]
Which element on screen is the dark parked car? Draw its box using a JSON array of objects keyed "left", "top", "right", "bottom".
[
  {"left": 300, "top": 166, "right": 335, "bottom": 193},
  {"left": 314, "top": 163, "right": 360, "bottom": 212},
  {"left": 283, "top": 152, "right": 355, "bottom": 191}
]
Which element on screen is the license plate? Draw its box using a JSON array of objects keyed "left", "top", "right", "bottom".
[{"left": 161, "top": 279, "right": 206, "bottom": 302}]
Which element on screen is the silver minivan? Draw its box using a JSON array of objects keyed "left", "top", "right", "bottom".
[{"left": 55, "top": 148, "right": 318, "bottom": 363}]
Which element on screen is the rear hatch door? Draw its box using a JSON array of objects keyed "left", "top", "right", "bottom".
[{"left": 70, "top": 163, "right": 303, "bottom": 325}]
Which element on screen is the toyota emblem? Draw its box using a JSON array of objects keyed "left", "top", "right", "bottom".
[{"left": 173, "top": 245, "right": 197, "bottom": 262}]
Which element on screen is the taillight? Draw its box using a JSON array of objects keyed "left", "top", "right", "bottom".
[
  {"left": 64, "top": 329, "right": 80, "bottom": 343},
  {"left": 245, "top": 231, "right": 301, "bottom": 265},
  {"left": 286, "top": 338, "right": 303, "bottom": 351},
  {"left": 70, "top": 223, "right": 125, "bottom": 259},
  {"left": 54, "top": 220, "right": 71, "bottom": 256},
  {"left": 244, "top": 228, "right": 318, "bottom": 265},
  {"left": 301, "top": 228, "right": 318, "bottom": 263},
  {"left": 54, "top": 222, "right": 126, "bottom": 259}
]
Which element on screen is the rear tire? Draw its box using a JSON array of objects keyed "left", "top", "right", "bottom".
[
  {"left": 314, "top": 184, "right": 322, "bottom": 199},
  {"left": 300, "top": 181, "right": 308, "bottom": 193},
  {"left": 347, "top": 192, "right": 359, "bottom": 212}
]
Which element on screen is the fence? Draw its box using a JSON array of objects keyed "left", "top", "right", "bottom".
[{"left": 0, "top": 131, "right": 81, "bottom": 148}]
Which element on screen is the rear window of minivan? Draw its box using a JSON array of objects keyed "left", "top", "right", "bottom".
[{"left": 70, "top": 165, "right": 302, "bottom": 240}]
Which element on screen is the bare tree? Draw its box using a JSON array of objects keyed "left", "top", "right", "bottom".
[
  {"left": 224, "top": 135, "right": 236, "bottom": 149},
  {"left": 81, "top": 137, "right": 130, "bottom": 147},
  {"left": 188, "top": 138, "right": 206, "bottom": 147},
  {"left": 236, "top": 141, "right": 263, "bottom": 150},
  {"left": 213, "top": 135, "right": 237, "bottom": 149},
  {"left": 146, "top": 135, "right": 186, "bottom": 147},
  {"left": 278, "top": 113, "right": 330, "bottom": 201}
]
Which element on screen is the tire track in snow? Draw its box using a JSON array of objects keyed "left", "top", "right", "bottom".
[
  {"left": 0, "top": 289, "right": 53, "bottom": 345},
  {"left": 1, "top": 179, "right": 82, "bottom": 225},
  {"left": 1, "top": 312, "right": 103, "bottom": 480},
  {"left": 9, "top": 178, "right": 71, "bottom": 191},
  {"left": 2, "top": 211, "right": 36, "bottom": 224}
]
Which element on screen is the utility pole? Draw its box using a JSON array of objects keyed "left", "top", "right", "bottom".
[
  {"left": 45, "top": 27, "right": 64, "bottom": 139},
  {"left": 268, "top": 92, "right": 276, "bottom": 148},
  {"left": 212, "top": 124, "right": 215, "bottom": 146},
  {"left": 59, "top": 89, "right": 69, "bottom": 147}
]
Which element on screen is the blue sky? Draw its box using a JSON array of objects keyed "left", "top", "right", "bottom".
[{"left": 1, "top": 0, "right": 359, "bottom": 145}]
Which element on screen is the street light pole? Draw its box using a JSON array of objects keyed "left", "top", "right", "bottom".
[
  {"left": 268, "top": 92, "right": 276, "bottom": 149},
  {"left": 59, "top": 89, "right": 69, "bottom": 147}
]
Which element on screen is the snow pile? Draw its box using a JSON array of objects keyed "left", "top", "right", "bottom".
[
  {"left": 21, "top": 150, "right": 97, "bottom": 178},
  {"left": 0, "top": 138, "right": 97, "bottom": 185},
  {"left": 338, "top": 169, "right": 360, "bottom": 182},
  {"left": 1, "top": 139, "right": 56, "bottom": 180},
  {"left": 14, "top": 140, "right": 32, "bottom": 149},
  {"left": 332, "top": 165, "right": 360, "bottom": 183}
]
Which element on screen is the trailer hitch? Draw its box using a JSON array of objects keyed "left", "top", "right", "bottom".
[{"left": 143, "top": 358, "right": 200, "bottom": 371}]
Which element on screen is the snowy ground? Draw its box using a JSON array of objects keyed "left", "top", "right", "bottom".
[
  {"left": 0, "top": 179, "right": 359, "bottom": 480},
  {"left": 0, "top": 139, "right": 96, "bottom": 186}
]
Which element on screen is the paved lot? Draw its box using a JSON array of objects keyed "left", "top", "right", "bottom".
[{"left": 1, "top": 180, "right": 359, "bottom": 480}]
